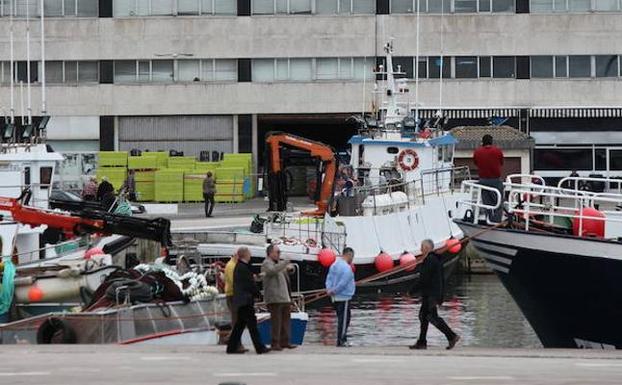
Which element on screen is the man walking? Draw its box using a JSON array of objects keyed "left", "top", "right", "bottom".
[
  {"left": 262, "top": 244, "right": 296, "bottom": 351},
  {"left": 226, "top": 247, "right": 269, "bottom": 355},
  {"left": 410, "top": 239, "right": 460, "bottom": 350},
  {"left": 325, "top": 247, "right": 355, "bottom": 347},
  {"left": 224, "top": 251, "right": 246, "bottom": 353},
  {"left": 473, "top": 134, "right": 504, "bottom": 223},
  {"left": 203, "top": 171, "right": 216, "bottom": 217},
  {"left": 122, "top": 170, "right": 137, "bottom": 201}
]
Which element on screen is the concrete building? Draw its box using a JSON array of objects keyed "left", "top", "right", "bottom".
[{"left": 1, "top": 0, "right": 622, "bottom": 184}]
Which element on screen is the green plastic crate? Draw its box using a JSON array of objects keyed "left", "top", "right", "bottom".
[
  {"left": 167, "top": 157, "right": 196, "bottom": 170},
  {"left": 98, "top": 151, "right": 128, "bottom": 167},
  {"left": 215, "top": 167, "right": 245, "bottom": 183},
  {"left": 183, "top": 172, "right": 206, "bottom": 202},
  {"left": 136, "top": 181, "right": 155, "bottom": 201},
  {"left": 142, "top": 152, "right": 169, "bottom": 168},
  {"left": 96, "top": 167, "right": 127, "bottom": 190},
  {"left": 155, "top": 169, "right": 184, "bottom": 202},
  {"left": 128, "top": 156, "right": 158, "bottom": 170}
]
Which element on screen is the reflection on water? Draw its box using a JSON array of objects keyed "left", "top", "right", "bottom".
[{"left": 306, "top": 274, "right": 542, "bottom": 348}]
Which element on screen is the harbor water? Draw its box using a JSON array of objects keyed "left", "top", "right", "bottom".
[{"left": 306, "top": 274, "right": 542, "bottom": 348}]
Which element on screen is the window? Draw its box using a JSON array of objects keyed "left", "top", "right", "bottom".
[
  {"left": 491, "top": 0, "right": 514, "bottom": 11},
  {"left": 393, "top": 57, "right": 414, "bottom": 78},
  {"left": 595, "top": 55, "right": 618, "bottom": 78},
  {"left": 253, "top": 0, "right": 274, "bottom": 13},
  {"left": 214, "top": 59, "right": 237, "bottom": 81},
  {"left": 392, "top": 0, "right": 414, "bottom": 12},
  {"left": 479, "top": 0, "right": 491, "bottom": 11},
  {"left": 595, "top": 149, "right": 607, "bottom": 171},
  {"left": 40, "top": 167, "right": 53, "bottom": 187},
  {"left": 316, "top": 0, "right": 338, "bottom": 13},
  {"left": 290, "top": 0, "right": 312, "bottom": 13},
  {"left": 555, "top": 56, "right": 568, "bottom": 78},
  {"left": 593, "top": 0, "right": 619, "bottom": 10},
  {"left": 151, "top": 60, "right": 173, "bottom": 82},
  {"left": 568, "top": 55, "right": 591, "bottom": 78},
  {"left": 79, "top": 61, "right": 100, "bottom": 83},
  {"left": 454, "top": 0, "right": 477, "bottom": 12},
  {"left": 77, "top": 0, "right": 99, "bottom": 15},
  {"left": 252, "top": 59, "right": 276, "bottom": 82},
  {"left": 610, "top": 150, "right": 622, "bottom": 171},
  {"left": 387, "top": 147, "right": 399, "bottom": 154},
  {"left": 178, "top": 60, "right": 201, "bottom": 81},
  {"left": 214, "top": 0, "right": 236, "bottom": 14},
  {"left": 428, "top": 56, "right": 450, "bottom": 79},
  {"left": 65, "top": 61, "right": 78, "bottom": 83},
  {"left": 177, "top": 0, "right": 200, "bottom": 14},
  {"left": 416, "top": 56, "right": 427, "bottom": 79},
  {"left": 428, "top": 0, "right": 451, "bottom": 12},
  {"left": 151, "top": 0, "right": 174, "bottom": 14},
  {"left": 290, "top": 58, "right": 312, "bottom": 80},
  {"left": 352, "top": 0, "right": 374, "bottom": 13},
  {"left": 338, "top": 57, "right": 353, "bottom": 79},
  {"left": 568, "top": 0, "right": 590, "bottom": 10},
  {"left": 531, "top": 56, "right": 554, "bottom": 78},
  {"left": 316, "top": 58, "right": 338, "bottom": 80},
  {"left": 493, "top": 56, "right": 515, "bottom": 78},
  {"left": 252, "top": 0, "right": 311, "bottom": 14},
  {"left": 138, "top": 60, "right": 150, "bottom": 82},
  {"left": 455, "top": 56, "right": 478, "bottom": 78},
  {"left": 530, "top": 0, "right": 553, "bottom": 11},
  {"left": 65, "top": 0, "right": 77, "bottom": 15},
  {"left": 46, "top": 61, "right": 65, "bottom": 84},
  {"left": 534, "top": 148, "right": 592, "bottom": 171},
  {"left": 44, "top": 0, "right": 63, "bottom": 16},
  {"left": 114, "top": 61, "right": 136, "bottom": 82},
  {"left": 353, "top": 57, "right": 374, "bottom": 80},
  {"left": 479, "top": 56, "right": 491, "bottom": 77}
]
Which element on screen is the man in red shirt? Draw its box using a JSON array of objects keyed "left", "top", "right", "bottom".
[{"left": 473, "top": 134, "right": 504, "bottom": 223}]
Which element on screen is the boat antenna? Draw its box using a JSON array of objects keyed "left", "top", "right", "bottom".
[
  {"left": 414, "top": 0, "right": 421, "bottom": 126},
  {"left": 9, "top": 0, "right": 15, "bottom": 126},
  {"left": 362, "top": 56, "right": 367, "bottom": 118},
  {"left": 40, "top": 0, "right": 47, "bottom": 115},
  {"left": 26, "top": 0, "right": 33, "bottom": 125},
  {"left": 20, "top": 80, "right": 24, "bottom": 141}
]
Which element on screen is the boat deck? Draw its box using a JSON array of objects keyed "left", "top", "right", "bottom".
[{"left": 2, "top": 345, "right": 621, "bottom": 385}]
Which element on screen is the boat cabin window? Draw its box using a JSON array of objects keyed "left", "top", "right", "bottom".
[
  {"left": 24, "top": 167, "right": 31, "bottom": 186},
  {"left": 40, "top": 167, "right": 53, "bottom": 188},
  {"left": 387, "top": 147, "right": 399, "bottom": 154}
]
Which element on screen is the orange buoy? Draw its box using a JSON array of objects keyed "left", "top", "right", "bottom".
[
  {"left": 317, "top": 248, "right": 336, "bottom": 268},
  {"left": 399, "top": 252, "right": 417, "bottom": 272},
  {"left": 28, "top": 286, "right": 44, "bottom": 302},
  {"left": 374, "top": 252, "right": 394, "bottom": 273},
  {"left": 445, "top": 238, "right": 462, "bottom": 254},
  {"left": 572, "top": 207, "right": 605, "bottom": 237}
]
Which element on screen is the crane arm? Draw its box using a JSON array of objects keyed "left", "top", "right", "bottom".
[{"left": 266, "top": 132, "right": 338, "bottom": 216}]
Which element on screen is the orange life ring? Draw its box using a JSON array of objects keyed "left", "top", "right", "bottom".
[{"left": 398, "top": 149, "right": 419, "bottom": 172}]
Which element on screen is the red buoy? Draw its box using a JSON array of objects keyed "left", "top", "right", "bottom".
[
  {"left": 572, "top": 207, "right": 605, "bottom": 238},
  {"left": 84, "top": 247, "right": 105, "bottom": 260},
  {"left": 28, "top": 286, "right": 44, "bottom": 302},
  {"left": 399, "top": 252, "right": 417, "bottom": 272},
  {"left": 445, "top": 238, "right": 462, "bottom": 254},
  {"left": 375, "top": 252, "right": 394, "bottom": 273},
  {"left": 317, "top": 248, "right": 336, "bottom": 268}
]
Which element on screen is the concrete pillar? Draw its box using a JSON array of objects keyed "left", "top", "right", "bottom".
[
  {"left": 232, "top": 114, "right": 239, "bottom": 153},
  {"left": 113, "top": 116, "right": 119, "bottom": 151},
  {"left": 252, "top": 114, "right": 259, "bottom": 191}
]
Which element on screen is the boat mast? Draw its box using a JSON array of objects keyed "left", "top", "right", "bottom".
[
  {"left": 414, "top": 0, "right": 420, "bottom": 124},
  {"left": 9, "top": 0, "right": 15, "bottom": 126},
  {"left": 437, "top": 0, "right": 445, "bottom": 121},
  {"left": 40, "top": 0, "right": 47, "bottom": 115}
]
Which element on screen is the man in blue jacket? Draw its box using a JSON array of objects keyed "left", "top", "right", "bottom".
[{"left": 325, "top": 247, "right": 355, "bottom": 347}]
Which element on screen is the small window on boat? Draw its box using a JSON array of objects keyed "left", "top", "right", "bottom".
[
  {"left": 40, "top": 167, "right": 53, "bottom": 188},
  {"left": 24, "top": 167, "right": 31, "bottom": 186},
  {"left": 387, "top": 147, "right": 399, "bottom": 154}
]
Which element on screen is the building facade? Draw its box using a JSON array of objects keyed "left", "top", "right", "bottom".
[{"left": 1, "top": 0, "right": 622, "bottom": 182}]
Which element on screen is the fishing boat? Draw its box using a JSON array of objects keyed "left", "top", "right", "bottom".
[
  {"left": 189, "top": 41, "right": 470, "bottom": 292},
  {"left": 455, "top": 174, "right": 622, "bottom": 349}
]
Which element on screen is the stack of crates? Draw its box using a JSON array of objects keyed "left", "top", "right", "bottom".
[
  {"left": 142, "top": 152, "right": 169, "bottom": 168},
  {"left": 167, "top": 156, "right": 196, "bottom": 171},
  {"left": 96, "top": 151, "right": 128, "bottom": 190},
  {"left": 215, "top": 167, "right": 246, "bottom": 203},
  {"left": 128, "top": 155, "right": 158, "bottom": 202},
  {"left": 221, "top": 153, "right": 253, "bottom": 199},
  {"left": 155, "top": 169, "right": 184, "bottom": 202},
  {"left": 183, "top": 162, "right": 220, "bottom": 202}
]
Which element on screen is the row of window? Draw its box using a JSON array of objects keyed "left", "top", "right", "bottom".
[
  {"left": 3, "top": 0, "right": 622, "bottom": 17},
  {"left": 2, "top": 56, "right": 622, "bottom": 84},
  {"left": 534, "top": 147, "right": 622, "bottom": 172},
  {"left": 531, "top": 55, "right": 621, "bottom": 78}
]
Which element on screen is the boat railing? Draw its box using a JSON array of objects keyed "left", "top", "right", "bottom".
[
  {"left": 558, "top": 176, "right": 622, "bottom": 194},
  {"left": 458, "top": 180, "right": 504, "bottom": 221},
  {"left": 341, "top": 166, "right": 470, "bottom": 216},
  {"left": 15, "top": 235, "right": 91, "bottom": 266},
  {"left": 0, "top": 183, "right": 53, "bottom": 209}
]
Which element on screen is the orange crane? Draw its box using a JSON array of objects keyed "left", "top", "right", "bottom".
[{"left": 266, "top": 132, "right": 338, "bottom": 217}]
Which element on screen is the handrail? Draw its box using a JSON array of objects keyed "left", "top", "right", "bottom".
[
  {"left": 558, "top": 176, "right": 622, "bottom": 193},
  {"left": 458, "top": 180, "right": 503, "bottom": 222}
]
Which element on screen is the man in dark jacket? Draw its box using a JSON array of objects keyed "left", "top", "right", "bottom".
[
  {"left": 226, "top": 247, "right": 270, "bottom": 355},
  {"left": 203, "top": 172, "right": 216, "bottom": 217},
  {"left": 96, "top": 177, "right": 116, "bottom": 211},
  {"left": 410, "top": 239, "right": 460, "bottom": 350}
]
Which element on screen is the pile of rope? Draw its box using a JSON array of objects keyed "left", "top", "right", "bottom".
[{"left": 133, "top": 264, "right": 219, "bottom": 302}]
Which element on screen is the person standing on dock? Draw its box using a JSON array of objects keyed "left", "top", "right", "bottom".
[
  {"left": 325, "top": 247, "right": 356, "bottom": 347},
  {"left": 410, "top": 239, "right": 460, "bottom": 350},
  {"left": 473, "top": 134, "right": 504, "bottom": 223},
  {"left": 262, "top": 244, "right": 296, "bottom": 351},
  {"left": 227, "top": 247, "right": 270, "bottom": 355},
  {"left": 122, "top": 170, "right": 137, "bottom": 201},
  {"left": 81, "top": 176, "right": 98, "bottom": 201},
  {"left": 203, "top": 171, "right": 216, "bottom": 218},
  {"left": 224, "top": 251, "right": 246, "bottom": 353}
]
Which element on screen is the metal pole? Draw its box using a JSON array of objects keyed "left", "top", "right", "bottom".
[
  {"left": 40, "top": 0, "right": 47, "bottom": 114},
  {"left": 414, "top": 0, "right": 420, "bottom": 122},
  {"left": 9, "top": 0, "right": 15, "bottom": 124},
  {"left": 26, "top": 0, "right": 32, "bottom": 124}
]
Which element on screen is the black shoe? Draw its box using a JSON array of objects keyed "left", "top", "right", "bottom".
[
  {"left": 257, "top": 348, "right": 271, "bottom": 354},
  {"left": 226, "top": 349, "right": 246, "bottom": 354},
  {"left": 409, "top": 343, "right": 427, "bottom": 350},
  {"left": 447, "top": 335, "right": 461, "bottom": 350}
]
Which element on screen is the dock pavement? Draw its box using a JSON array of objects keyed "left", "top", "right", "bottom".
[{"left": 2, "top": 345, "right": 621, "bottom": 385}]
